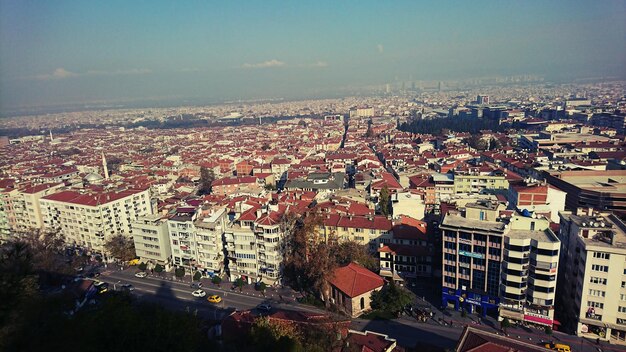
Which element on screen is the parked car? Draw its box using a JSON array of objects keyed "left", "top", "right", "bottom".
[
  {"left": 135, "top": 272, "right": 148, "bottom": 278},
  {"left": 121, "top": 284, "right": 134, "bottom": 292},
  {"left": 128, "top": 258, "right": 141, "bottom": 266},
  {"left": 192, "top": 289, "right": 206, "bottom": 298},
  {"left": 256, "top": 303, "right": 272, "bottom": 313},
  {"left": 207, "top": 295, "right": 222, "bottom": 303},
  {"left": 94, "top": 281, "right": 108, "bottom": 294},
  {"left": 544, "top": 343, "right": 570, "bottom": 352},
  {"left": 190, "top": 282, "right": 203, "bottom": 289}
]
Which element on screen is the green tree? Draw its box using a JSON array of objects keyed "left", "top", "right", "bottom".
[
  {"left": 378, "top": 185, "right": 391, "bottom": 216},
  {"left": 138, "top": 262, "right": 147, "bottom": 271},
  {"left": 211, "top": 276, "right": 222, "bottom": 287},
  {"left": 371, "top": 281, "right": 413, "bottom": 315},
  {"left": 193, "top": 271, "right": 202, "bottom": 281},
  {"left": 501, "top": 317, "right": 511, "bottom": 334},
  {"left": 154, "top": 264, "right": 164, "bottom": 274},
  {"left": 544, "top": 326, "right": 553, "bottom": 336},
  {"left": 256, "top": 282, "right": 267, "bottom": 296},
  {"left": 198, "top": 166, "right": 214, "bottom": 195},
  {"left": 104, "top": 234, "right": 136, "bottom": 262},
  {"left": 174, "top": 267, "right": 185, "bottom": 279},
  {"left": 234, "top": 278, "right": 246, "bottom": 292}
]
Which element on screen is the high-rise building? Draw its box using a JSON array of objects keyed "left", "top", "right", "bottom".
[
  {"left": 40, "top": 187, "right": 151, "bottom": 255},
  {"left": 477, "top": 95, "right": 490, "bottom": 105},
  {"left": 440, "top": 200, "right": 560, "bottom": 328},
  {"left": 557, "top": 209, "right": 626, "bottom": 341}
]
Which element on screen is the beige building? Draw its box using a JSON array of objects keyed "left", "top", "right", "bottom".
[
  {"left": 131, "top": 214, "right": 172, "bottom": 267},
  {"left": 40, "top": 187, "right": 152, "bottom": 256},
  {"left": 558, "top": 209, "right": 626, "bottom": 343}
]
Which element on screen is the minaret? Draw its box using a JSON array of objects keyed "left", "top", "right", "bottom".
[
  {"left": 49, "top": 130, "right": 53, "bottom": 142},
  {"left": 102, "top": 152, "right": 109, "bottom": 180},
  {"left": 259, "top": 116, "right": 262, "bottom": 125}
]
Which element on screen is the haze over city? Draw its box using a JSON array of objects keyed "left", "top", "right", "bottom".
[
  {"left": 2, "top": 2, "right": 626, "bottom": 352},
  {"left": 1, "top": 0, "right": 625, "bottom": 114}
]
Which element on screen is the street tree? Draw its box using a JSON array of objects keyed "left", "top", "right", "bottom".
[
  {"left": 193, "top": 271, "right": 202, "bottom": 281},
  {"left": 211, "top": 276, "right": 222, "bottom": 287},
  {"left": 174, "top": 267, "right": 185, "bottom": 279},
  {"left": 104, "top": 234, "right": 136, "bottom": 262},
  {"left": 371, "top": 281, "right": 413, "bottom": 315}
]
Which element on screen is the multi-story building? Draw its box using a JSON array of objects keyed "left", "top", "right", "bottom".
[
  {"left": 557, "top": 209, "right": 626, "bottom": 342},
  {"left": 131, "top": 214, "right": 172, "bottom": 267},
  {"left": 40, "top": 187, "right": 151, "bottom": 255},
  {"left": 166, "top": 206, "right": 228, "bottom": 277},
  {"left": 453, "top": 172, "right": 509, "bottom": 194},
  {"left": 498, "top": 215, "right": 560, "bottom": 328},
  {"left": 440, "top": 200, "right": 561, "bottom": 327}
]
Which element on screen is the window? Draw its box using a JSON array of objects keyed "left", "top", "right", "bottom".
[
  {"left": 360, "top": 297, "right": 365, "bottom": 310},
  {"left": 593, "top": 252, "right": 610, "bottom": 260},
  {"left": 620, "top": 306, "right": 626, "bottom": 313},
  {"left": 592, "top": 265, "right": 609, "bottom": 272},
  {"left": 589, "top": 289, "right": 606, "bottom": 297},
  {"left": 590, "top": 277, "right": 607, "bottom": 285},
  {"left": 588, "top": 301, "right": 604, "bottom": 309},
  {"left": 621, "top": 294, "right": 626, "bottom": 301}
]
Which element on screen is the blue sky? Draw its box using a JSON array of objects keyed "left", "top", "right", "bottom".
[{"left": 1, "top": 0, "right": 625, "bottom": 112}]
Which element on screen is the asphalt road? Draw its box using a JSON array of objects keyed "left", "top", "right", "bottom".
[
  {"left": 99, "top": 269, "right": 323, "bottom": 321},
  {"left": 98, "top": 269, "right": 626, "bottom": 352}
]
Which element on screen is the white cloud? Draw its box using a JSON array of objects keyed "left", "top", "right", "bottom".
[
  {"left": 309, "top": 61, "right": 329, "bottom": 68},
  {"left": 86, "top": 68, "right": 152, "bottom": 76},
  {"left": 377, "top": 44, "right": 384, "bottom": 53},
  {"left": 35, "top": 68, "right": 78, "bottom": 80},
  {"left": 32, "top": 67, "right": 151, "bottom": 80},
  {"left": 242, "top": 59, "right": 286, "bottom": 69}
]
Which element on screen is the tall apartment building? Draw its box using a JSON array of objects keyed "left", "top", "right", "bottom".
[
  {"left": 440, "top": 200, "right": 560, "bottom": 328},
  {"left": 167, "top": 206, "right": 227, "bottom": 277},
  {"left": 558, "top": 209, "right": 626, "bottom": 342},
  {"left": 224, "top": 203, "right": 285, "bottom": 285},
  {"left": 40, "top": 187, "right": 151, "bottom": 255},
  {"left": 131, "top": 214, "right": 171, "bottom": 267}
]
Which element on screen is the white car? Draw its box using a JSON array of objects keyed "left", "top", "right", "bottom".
[
  {"left": 192, "top": 289, "right": 206, "bottom": 298},
  {"left": 134, "top": 272, "right": 148, "bottom": 278}
]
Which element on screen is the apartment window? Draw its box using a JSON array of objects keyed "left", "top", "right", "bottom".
[
  {"left": 621, "top": 294, "right": 626, "bottom": 301},
  {"left": 620, "top": 307, "right": 626, "bottom": 313},
  {"left": 590, "top": 277, "right": 607, "bottom": 285},
  {"left": 593, "top": 252, "right": 610, "bottom": 260},
  {"left": 589, "top": 289, "right": 606, "bottom": 297},
  {"left": 588, "top": 301, "right": 604, "bottom": 309},
  {"left": 592, "top": 265, "right": 609, "bottom": 272},
  {"left": 623, "top": 281, "right": 626, "bottom": 288}
]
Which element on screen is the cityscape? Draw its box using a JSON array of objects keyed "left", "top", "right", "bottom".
[{"left": 1, "top": 1, "right": 626, "bottom": 352}]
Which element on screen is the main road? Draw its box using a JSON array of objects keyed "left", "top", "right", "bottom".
[{"left": 98, "top": 269, "right": 626, "bottom": 352}]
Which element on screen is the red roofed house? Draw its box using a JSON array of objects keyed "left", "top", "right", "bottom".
[
  {"left": 328, "top": 262, "right": 385, "bottom": 318},
  {"left": 211, "top": 176, "right": 261, "bottom": 196}
]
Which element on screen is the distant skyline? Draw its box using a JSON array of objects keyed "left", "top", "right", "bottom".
[{"left": 1, "top": 0, "right": 625, "bottom": 113}]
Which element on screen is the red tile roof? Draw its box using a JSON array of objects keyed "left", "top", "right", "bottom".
[{"left": 328, "top": 263, "right": 384, "bottom": 298}]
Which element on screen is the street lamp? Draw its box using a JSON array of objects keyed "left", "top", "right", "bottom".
[{"left": 113, "top": 280, "right": 121, "bottom": 291}]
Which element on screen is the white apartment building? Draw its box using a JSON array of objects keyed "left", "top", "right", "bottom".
[
  {"left": 167, "top": 206, "right": 227, "bottom": 277},
  {"left": 558, "top": 209, "right": 626, "bottom": 343},
  {"left": 40, "top": 187, "right": 151, "bottom": 255},
  {"left": 131, "top": 214, "right": 171, "bottom": 267},
  {"left": 225, "top": 202, "right": 286, "bottom": 285},
  {"left": 499, "top": 215, "right": 560, "bottom": 328}
]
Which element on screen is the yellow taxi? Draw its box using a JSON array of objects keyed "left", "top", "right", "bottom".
[
  {"left": 128, "top": 258, "right": 141, "bottom": 266},
  {"left": 543, "top": 342, "right": 570, "bottom": 352},
  {"left": 207, "top": 295, "right": 222, "bottom": 303}
]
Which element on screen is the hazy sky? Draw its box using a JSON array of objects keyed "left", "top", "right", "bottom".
[{"left": 1, "top": 0, "right": 625, "bottom": 112}]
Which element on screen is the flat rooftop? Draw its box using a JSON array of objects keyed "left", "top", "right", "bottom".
[
  {"left": 507, "top": 228, "right": 558, "bottom": 243},
  {"left": 555, "top": 170, "right": 626, "bottom": 193},
  {"left": 441, "top": 213, "right": 506, "bottom": 234}
]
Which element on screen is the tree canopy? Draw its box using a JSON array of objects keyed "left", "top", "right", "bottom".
[{"left": 104, "top": 234, "right": 136, "bottom": 262}]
